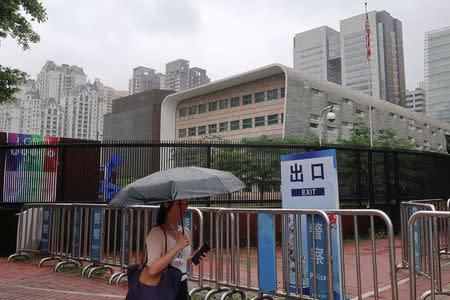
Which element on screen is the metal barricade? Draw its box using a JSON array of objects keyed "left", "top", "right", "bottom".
[
  {"left": 410, "top": 199, "right": 450, "bottom": 255},
  {"left": 408, "top": 211, "right": 450, "bottom": 300},
  {"left": 204, "top": 208, "right": 333, "bottom": 300},
  {"left": 188, "top": 207, "right": 222, "bottom": 297},
  {"left": 399, "top": 202, "right": 436, "bottom": 273},
  {"left": 324, "top": 209, "right": 398, "bottom": 300}
]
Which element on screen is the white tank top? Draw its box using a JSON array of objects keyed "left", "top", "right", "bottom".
[{"left": 167, "top": 234, "right": 191, "bottom": 281}]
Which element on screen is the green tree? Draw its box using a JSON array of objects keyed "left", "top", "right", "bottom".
[{"left": 0, "top": 0, "right": 47, "bottom": 103}]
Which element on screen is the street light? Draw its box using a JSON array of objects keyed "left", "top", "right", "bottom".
[{"left": 319, "top": 105, "right": 335, "bottom": 146}]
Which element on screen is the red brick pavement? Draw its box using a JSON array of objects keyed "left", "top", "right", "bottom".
[
  {"left": 0, "top": 257, "right": 127, "bottom": 299},
  {"left": 1, "top": 236, "right": 449, "bottom": 299}
]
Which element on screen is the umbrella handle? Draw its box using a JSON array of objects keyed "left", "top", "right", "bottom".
[{"left": 178, "top": 200, "right": 185, "bottom": 235}]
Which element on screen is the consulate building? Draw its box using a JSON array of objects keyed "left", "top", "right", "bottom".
[{"left": 160, "top": 64, "right": 450, "bottom": 151}]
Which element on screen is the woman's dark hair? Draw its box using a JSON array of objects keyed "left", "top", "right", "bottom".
[{"left": 156, "top": 202, "right": 174, "bottom": 226}]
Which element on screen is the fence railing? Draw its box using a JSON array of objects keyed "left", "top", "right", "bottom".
[{"left": 1, "top": 141, "right": 450, "bottom": 216}]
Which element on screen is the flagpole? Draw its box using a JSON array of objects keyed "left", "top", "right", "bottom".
[{"left": 365, "top": 2, "right": 374, "bottom": 147}]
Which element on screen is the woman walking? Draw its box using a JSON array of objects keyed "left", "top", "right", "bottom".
[{"left": 144, "top": 199, "right": 206, "bottom": 300}]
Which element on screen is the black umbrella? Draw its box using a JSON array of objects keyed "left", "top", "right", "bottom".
[{"left": 108, "top": 166, "right": 246, "bottom": 207}]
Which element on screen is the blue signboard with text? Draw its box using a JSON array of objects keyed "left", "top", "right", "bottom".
[
  {"left": 40, "top": 206, "right": 51, "bottom": 252},
  {"left": 91, "top": 207, "right": 103, "bottom": 262},
  {"left": 281, "top": 149, "right": 344, "bottom": 299}
]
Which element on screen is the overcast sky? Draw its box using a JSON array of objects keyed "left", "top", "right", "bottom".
[{"left": 1, "top": 0, "right": 449, "bottom": 91}]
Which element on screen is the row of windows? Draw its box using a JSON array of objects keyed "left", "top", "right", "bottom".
[
  {"left": 179, "top": 88, "right": 285, "bottom": 117},
  {"left": 178, "top": 114, "right": 284, "bottom": 137}
]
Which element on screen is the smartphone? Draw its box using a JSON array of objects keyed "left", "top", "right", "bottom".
[{"left": 191, "top": 242, "right": 211, "bottom": 265}]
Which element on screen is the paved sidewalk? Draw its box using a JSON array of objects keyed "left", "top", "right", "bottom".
[{"left": 0, "top": 257, "right": 127, "bottom": 299}]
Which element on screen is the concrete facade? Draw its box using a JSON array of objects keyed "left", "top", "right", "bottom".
[
  {"left": 103, "top": 89, "right": 175, "bottom": 141},
  {"left": 161, "top": 64, "right": 450, "bottom": 151}
]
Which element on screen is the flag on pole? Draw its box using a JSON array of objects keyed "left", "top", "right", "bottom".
[{"left": 365, "top": 11, "right": 371, "bottom": 60}]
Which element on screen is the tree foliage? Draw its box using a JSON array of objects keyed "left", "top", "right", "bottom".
[{"left": 0, "top": 0, "right": 47, "bottom": 104}]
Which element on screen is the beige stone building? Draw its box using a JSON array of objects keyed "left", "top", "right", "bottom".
[{"left": 161, "top": 64, "right": 450, "bottom": 151}]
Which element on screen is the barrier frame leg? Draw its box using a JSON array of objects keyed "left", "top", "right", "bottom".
[
  {"left": 6, "top": 252, "right": 29, "bottom": 263},
  {"left": 220, "top": 289, "right": 246, "bottom": 300},
  {"left": 189, "top": 286, "right": 212, "bottom": 297},
  {"left": 54, "top": 259, "right": 79, "bottom": 272},
  {"left": 87, "top": 266, "right": 114, "bottom": 278},
  {"left": 204, "top": 288, "right": 230, "bottom": 300},
  {"left": 37, "top": 256, "right": 62, "bottom": 268}
]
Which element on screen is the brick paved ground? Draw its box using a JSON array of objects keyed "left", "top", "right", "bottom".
[{"left": 0, "top": 237, "right": 449, "bottom": 299}]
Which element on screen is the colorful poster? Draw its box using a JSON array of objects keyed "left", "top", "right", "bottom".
[
  {"left": 281, "top": 150, "right": 343, "bottom": 299},
  {"left": 3, "top": 133, "right": 58, "bottom": 203}
]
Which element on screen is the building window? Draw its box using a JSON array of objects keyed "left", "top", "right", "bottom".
[
  {"left": 310, "top": 114, "right": 318, "bottom": 120},
  {"left": 179, "top": 129, "right": 186, "bottom": 138},
  {"left": 209, "top": 102, "right": 217, "bottom": 111},
  {"left": 179, "top": 107, "right": 187, "bottom": 117},
  {"left": 342, "top": 98, "right": 352, "bottom": 104},
  {"left": 268, "top": 114, "right": 278, "bottom": 125},
  {"left": 189, "top": 106, "right": 197, "bottom": 115},
  {"left": 198, "top": 104, "right": 206, "bottom": 113},
  {"left": 281, "top": 87, "right": 285, "bottom": 98},
  {"left": 356, "top": 109, "right": 365, "bottom": 116},
  {"left": 311, "top": 88, "right": 322, "bottom": 94},
  {"left": 267, "top": 89, "right": 278, "bottom": 100},
  {"left": 327, "top": 126, "right": 335, "bottom": 131},
  {"left": 255, "top": 92, "right": 265, "bottom": 103},
  {"left": 219, "top": 99, "right": 228, "bottom": 109},
  {"left": 230, "top": 97, "right": 240, "bottom": 107},
  {"left": 209, "top": 124, "right": 217, "bottom": 133},
  {"left": 198, "top": 125, "right": 206, "bottom": 135},
  {"left": 243, "top": 94, "right": 252, "bottom": 105},
  {"left": 188, "top": 127, "right": 196, "bottom": 136},
  {"left": 219, "top": 122, "right": 228, "bottom": 132},
  {"left": 254, "top": 116, "right": 265, "bottom": 127},
  {"left": 230, "top": 120, "right": 240, "bottom": 130},
  {"left": 242, "top": 118, "right": 252, "bottom": 129},
  {"left": 310, "top": 123, "right": 318, "bottom": 128},
  {"left": 281, "top": 113, "right": 284, "bottom": 123}
]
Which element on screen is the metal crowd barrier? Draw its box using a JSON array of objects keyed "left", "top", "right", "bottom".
[
  {"left": 203, "top": 208, "right": 333, "bottom": 300},
  {"left": 399, "top": 201, "right": 436, "bottom": 273},
  {"left": 409, "top": 211, "right": 450, "bottom": 300},
  {"left": 324, "top": 209, "right": 398, "bottom": 300},
  {"left": 410, "top": 199, "right": 450, "bottom": 255}
]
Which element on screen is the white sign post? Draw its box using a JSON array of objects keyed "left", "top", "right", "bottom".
[{"left": 281, "top": 149, "right": 344, "bottom": 299}]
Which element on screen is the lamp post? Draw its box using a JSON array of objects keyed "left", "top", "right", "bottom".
[{"left": 319, "top": 105, "right": 335, "bottom": 146}]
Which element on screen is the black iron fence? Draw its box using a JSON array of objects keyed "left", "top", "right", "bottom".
[{"left": 1, "top": 141, "right": 449, "bottom": 217}]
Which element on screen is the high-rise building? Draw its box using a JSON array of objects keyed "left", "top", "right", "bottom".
[
  {"left": 36, "top": 60, "right": 87, "bottom": 100},
  {"left": 165, "top": 59, "right": 190, "bottom": 92},
  {"left": 189, "top": 67, "right": 211, "bottom": 89},
  {"left": 128, "top": 66, "right": 162, "bottom": 95},
  {"left": 293, "top": 10, "right": 406, "bottom": 107},
  {"left": 425, "top": 27, "right": 450, "bottom": 123},
  {"left": 0, "top": 61, "right": 126, "bottom": 140},
  {"left": 293, "top": 26, "right": 341, "bottom": 84},
  {"left": 406, "top": 82, "right": 425, "bottom": 114}
]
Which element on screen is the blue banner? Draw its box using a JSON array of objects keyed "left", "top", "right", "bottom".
[
  {"left": 72, "top": 207, "right": 81, "bottom": 258},
  {"left": 122, "top": 211, "right": 131, "bottom": 265},
  {"left": 258, "top": 213, "right": 276, "bottom": 294},
  {"left": 40, "top": 206, "right": 51, "bottom": 252},
  {"left": 91, "top": 207, "right": 103, "bottom": 262},
  {"left": 307, "top": 216, "right": 329, "bottom": 299}
]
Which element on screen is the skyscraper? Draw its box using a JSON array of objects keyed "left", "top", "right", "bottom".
[
  {"left": 36, "top": 60, "right": 87, "bottom": 100},
  {"left": 293, "top": 26, "right": 341, "bottom": 84},
  {"left": 189, "top": 67, "right": 211, "bottom": 89},
  {"left": 425, "top": 27, "right": 450, "bottom": 123},
  {"left": 406, "top": 82, "right": 426, "bottom": 114},
  {"left": 293, "top": 10, "right": 406, "bottom": 107},
  {"left": 164, "top": 59, "right": 190, "bottom": 92},
  {"left": 128, "top": 66, "right": 162, "bottom": 95}
]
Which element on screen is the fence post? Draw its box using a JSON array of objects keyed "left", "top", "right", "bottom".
[
  {"left": 393, "top": 152, "right": 399, "bottom": 205},
  {"left": 384, "top": 152, "right": 391, "bottom": 211},
  {"left": 356, "top": 150, "right": 362, "bottom": 206},
  {"left": 368, "top": 150, "right": 375, "bottom": 208}
]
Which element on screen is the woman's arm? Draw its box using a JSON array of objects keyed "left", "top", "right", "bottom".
[{"left": 147, "top": 229, "right": 190, "bottom": 277}]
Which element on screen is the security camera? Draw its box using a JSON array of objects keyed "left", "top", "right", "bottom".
[{"left": 327, "top": 111, "right": 336, "bottom": 122}]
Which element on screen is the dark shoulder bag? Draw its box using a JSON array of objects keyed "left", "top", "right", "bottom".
[{"left": 125, "top": 227, "right": 182, "bottom": 300}]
